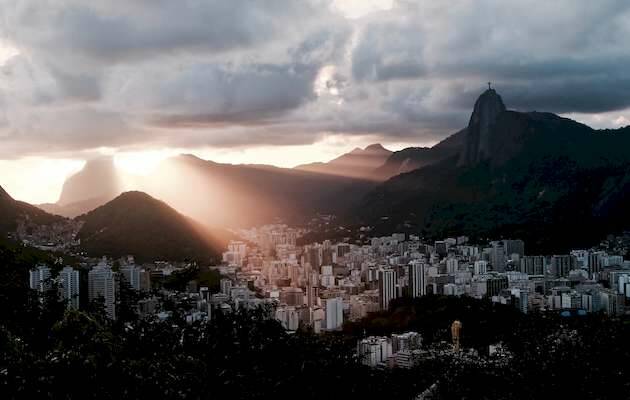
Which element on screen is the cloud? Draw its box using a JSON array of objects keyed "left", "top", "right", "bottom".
[
  {"left": 350, "top": 0, "right": 630, "bottom": 114},
  {"left": 6, "top": 0, "right": 333, "bottom": 61},
  {"left": 351, "top": 13, "right": 426, "bottom": 82},
  {"left": 0, "top": 0, "right": 629, "bottom": 158}
]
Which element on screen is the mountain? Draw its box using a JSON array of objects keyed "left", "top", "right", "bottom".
[
  {"left": 373, "top": 130, "right": 466, "bottom": 180},
  {"left": 77, "top": 191, "right": 226, "bottom": 262},
  {"left": 295, "top": 143, "right": 392, "bottom": 180},
  {"left": 0, "top": 185, "right": 62, "bottom": 235},
  {"left": 140, "top": 155, "right": 376, "bottom": 228},
  {"left": 38, "top": 152, "right": 376, "bottom": 229},
  {"left": 40, "top": 157, "right": 123, "bottom": 217},
  {"left": 458, "top": 88, "right": 507, "bottom": 166},
  {"left": 360, "top": 88, "right": 630, "bottom": 252}
]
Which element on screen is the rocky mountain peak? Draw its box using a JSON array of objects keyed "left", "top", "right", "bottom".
[{"left": 459, "top": 88, "right": 507, "bottom": 166}]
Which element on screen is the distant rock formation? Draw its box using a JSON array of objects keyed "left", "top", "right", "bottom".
[
  {"left": 39, "top": 156, "right": 124, "bottom": 217},
  {"left": 295, "top": 143, "right": 392, "bottom": 180},
  {"left": 57, "top": 157, "right": 122, "bottom": 207}
]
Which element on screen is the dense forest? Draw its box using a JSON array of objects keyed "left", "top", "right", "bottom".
[{"left": 2, "top": 240, "right": 630, "bottom": 399}]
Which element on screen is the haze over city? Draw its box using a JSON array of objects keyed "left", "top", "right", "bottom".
[{"left": 1, "top": 0, "right": 630, "bottom": 203}]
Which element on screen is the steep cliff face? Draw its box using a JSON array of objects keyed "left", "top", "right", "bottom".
[{"left": 459, "top": 88, "right": 506, "bottom": 166}]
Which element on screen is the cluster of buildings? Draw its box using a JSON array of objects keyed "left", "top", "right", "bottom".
[
  {"left": 356, "top": 326, "right": 512, "bottom": 371},
  {"left": 15, "top": 219, "right": 83, "bottom": 251},
  {"left": 29, "top": 222, "right": 630, "bottom": 329},
  {"left": 30, "top": 256, "right": 153, "bottom": 320},
  {"left": 215, "top": 226, "right": 630, "bottom": 332},
  {"left": 30, "top": 264, "right": 80, "bottom": 309},
  {"left": 357, "top": 331, "right": 424, "bottom": 368}
]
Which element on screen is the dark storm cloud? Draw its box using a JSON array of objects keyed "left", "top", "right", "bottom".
[
  {"left": 501, "top": 73, "right": 630, "bottom": 114},
  {"left": 148, "top": 63, "right": 320, "bottom": 128},
  {"left": 350, "top": 0, "right": 630, "bottom": 115},
  {"left": 9, "top": 0, "right": 330, "bottom": 61},
  {"left": 351, "top": 16, "right": 426, "bottom": 82},
  {"left": 1, "top": 0, "right": 630, "bottom": 157}
]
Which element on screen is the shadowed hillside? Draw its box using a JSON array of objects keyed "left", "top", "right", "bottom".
[
  {"left": 0, "top": 185, "right": 63, "bottom": 235},
  {"left": 77, "top": 191, "right": 227, "bottom": 262}
]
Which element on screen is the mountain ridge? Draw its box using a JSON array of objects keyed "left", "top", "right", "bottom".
[
  {"left": 294, "top": 143, "right": 392, "bottom": 180},
  {"left": 373, "top": 129, "right": 467, "bottom": 180},
  {"left": 359, "top": 89, "right": 630, "bottom": 252}
]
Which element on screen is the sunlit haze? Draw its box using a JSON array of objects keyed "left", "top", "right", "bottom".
[
  {"left": 0, "top": 158, "right": 84, "bottom": 204},
  {"left": 2, "top": 137, "right": 419, "bottom": 203}
]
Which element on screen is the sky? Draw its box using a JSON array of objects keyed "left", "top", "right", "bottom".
[{"left": 1, "top": 0, "right": 630, "bottom": 203}]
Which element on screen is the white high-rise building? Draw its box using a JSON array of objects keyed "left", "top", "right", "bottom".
[
  {"left": 408, "top": 261, "right": 426, "bottom": 298},
  {"left": 378, "top": 268, "right": 398, "bottom": 310},
  {"left": 324, "top": 297, "right": 343, "bottom": 330},
  {"left": 29, "top": 265, "right": 52, "bottom": 292},
  {"left": 474, "top": 260, "right": 488, "bottom": 275},
  {"left": 120, "top": 265, "right": 141, "bottom": 291},
  {"left": 89, "top": 264, "right": 116, "bottom": 319},
  {"left": 58, "top": 266, "right": 80, "bottom": 309}
]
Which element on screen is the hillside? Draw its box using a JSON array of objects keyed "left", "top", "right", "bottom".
[
  {"left": 0, "top": 185, "right": 63, "bottom": 235},
  {"left": 360, "top": 89, "right": 630, "bottom": 252},
  {"left": 140, "top": 155, "right": 376, "bottom": 227},
  {"left": 295, "top": 143, "right": 392, "bottom": 180},
  {"left": 77, "top": 191, "right": 226, "bottom": 262}
]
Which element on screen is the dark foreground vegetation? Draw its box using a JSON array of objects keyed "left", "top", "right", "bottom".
[{"left": 2, "top": 240, "right": 630, "bottom": 399}]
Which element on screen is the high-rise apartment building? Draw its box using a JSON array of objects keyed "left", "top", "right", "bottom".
[
  {"left": 120, "top": 265, "right": 141, "bottom": 291},
  {"left": 324, "top": 297, "right": 343, "bottom": 331},
  {"left": 520, "top": 256, "right": 545, "bottom": 275},
  {"left": 58, "top": 266, "right": 80, "bottom": 309},
  {"left": 89, "top": 264, "right": 116, "bottom": 319},
  {"left": 29, "top": 265, "right": 52, "bottom": 292},
  {"left": 407, "top": 261, "right": 426, "bottom": 298},
  {"left": 378, "top": 268, "right": 398, "bottom": 310}
]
